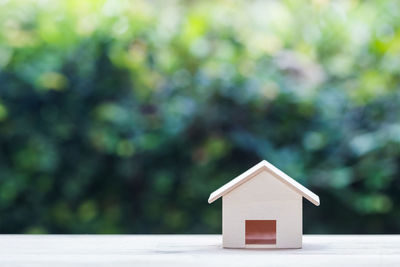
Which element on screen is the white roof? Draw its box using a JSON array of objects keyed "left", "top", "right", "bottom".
[{"left": 208, "top": 160, "right": 320, "bottom": 206}]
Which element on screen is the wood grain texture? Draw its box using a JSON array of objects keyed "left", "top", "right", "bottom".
[{"left": 0, "top": 235, "right": 399, "bottom": 266}]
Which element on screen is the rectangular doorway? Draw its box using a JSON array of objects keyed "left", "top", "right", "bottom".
[{"left": 245, "top": 220, "right": 276, "bottom": 245}]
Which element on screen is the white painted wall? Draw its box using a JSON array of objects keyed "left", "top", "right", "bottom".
[{"left": 222, "top": 170, "right": 302, "bottom": 248}]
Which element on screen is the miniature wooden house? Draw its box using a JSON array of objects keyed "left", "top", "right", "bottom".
[{"left": 208, "top": 160, "right": 320, "bottom": 249}]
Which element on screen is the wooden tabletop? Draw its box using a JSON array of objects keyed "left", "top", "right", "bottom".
[{"left": 0, "top": 235, "right": 398, "bottom": 266}]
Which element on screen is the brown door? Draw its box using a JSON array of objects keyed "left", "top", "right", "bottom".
[{"left": 245, "top": 220, "right": 276, "bottom": 245}]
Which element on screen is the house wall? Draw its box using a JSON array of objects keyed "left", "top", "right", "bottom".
[{"left": 222, "top": 170, "right": 302, "bottom": 248}]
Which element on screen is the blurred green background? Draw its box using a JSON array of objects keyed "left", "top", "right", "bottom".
[{"left": 0, "top": 0, "right": 399, "bottom": 234}]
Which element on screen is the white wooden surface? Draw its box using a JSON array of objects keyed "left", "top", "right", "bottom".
[{"left": 0, "top": 235, "right": 399, "bottom": 266}]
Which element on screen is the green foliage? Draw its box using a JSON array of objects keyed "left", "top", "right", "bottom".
[{"left": 0, "top": 0, "right": 400, "bottom": 234}]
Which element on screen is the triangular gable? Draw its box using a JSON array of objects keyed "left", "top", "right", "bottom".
[{"left": 208, "top": 160, "right": 320, "bottom": 206}]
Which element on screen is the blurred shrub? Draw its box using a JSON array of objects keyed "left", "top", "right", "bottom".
[{"left": 0, "top": 0, "right": 399, "bottom": 234}]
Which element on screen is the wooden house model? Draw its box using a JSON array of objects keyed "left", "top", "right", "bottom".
[{"left": 208, "top": 160, "right": 320, "bottom": 249}]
